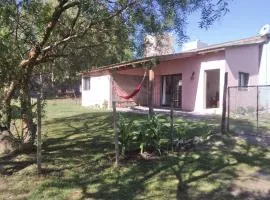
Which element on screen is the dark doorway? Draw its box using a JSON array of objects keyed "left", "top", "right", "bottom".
[{"left": 161, "top": 74, "right": 182, "bottom": 108}]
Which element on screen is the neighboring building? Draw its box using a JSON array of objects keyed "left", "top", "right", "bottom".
[{"left": 81, "top": 25, "right": 270, "bottom": 114}]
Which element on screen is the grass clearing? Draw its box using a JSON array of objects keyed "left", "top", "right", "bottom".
[{"left": 1, "top": 99, "right": 270, "bottom": 200}]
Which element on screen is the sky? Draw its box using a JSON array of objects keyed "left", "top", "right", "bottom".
[{"left": 175, "top": 0, "right": 270, "bottom": 52}]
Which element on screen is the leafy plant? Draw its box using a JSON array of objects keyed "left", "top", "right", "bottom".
[
  {"left": 117, "top": 114, "right": 135, "bottom": 156},
  {"left": 246, "top": 106, "right": 255, "bottom": 114},
  {"left": 173, "top": 121, "right": 213, "bottom": 150},
  {"left": 236, "top": 106, "right": 246, "bottom": 115},
  {"left": 137, "top": 115, "right": 165, "bottom": 155}
]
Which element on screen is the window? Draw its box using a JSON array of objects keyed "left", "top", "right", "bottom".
[
  {"left": 83, "top": 77, "right": 91, "bottom": 91},
  {"left": 238, "top": 72, "right": 249, "bottom": 87}
]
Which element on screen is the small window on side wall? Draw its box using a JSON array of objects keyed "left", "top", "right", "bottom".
[
  {"left": 238, "top": 72, "right": 249, "bottom": 87},
  {"left": 83, "top": 77, "right": 91, "bottom": 91}
]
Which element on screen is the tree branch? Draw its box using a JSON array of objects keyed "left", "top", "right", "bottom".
[
  {"left": 19, "top": 1, "right": 79, "bottom": 68},
  {"left": 40, "top": 1, "right": 80, "bottom": 48}
]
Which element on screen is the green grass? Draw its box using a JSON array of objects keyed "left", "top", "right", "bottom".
[{"left": 1, "top": 99, "right": 270, "bottom": 200}]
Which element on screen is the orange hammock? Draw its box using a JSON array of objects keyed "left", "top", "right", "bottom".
[{"left": 116, "top": 70, "right": 147, "bottom": 100}]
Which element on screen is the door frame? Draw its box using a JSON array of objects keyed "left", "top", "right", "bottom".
[
  {"left": 204, "top": 69, "right": 220, "bottom": 109},
  {"left": 160, "top": 73, "right": 182, "bottom": 108}
]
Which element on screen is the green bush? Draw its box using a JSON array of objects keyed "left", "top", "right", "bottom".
[
  {"left": 137, "top": 115, "right": 165, "bottom": 155},
  {"left": 172, "top": 120, "right": 213, "bottom": 150},
  {"left": 117, "top": 114, "right": 135, "bottom": 156},
  {"left": 236, "top": 106, "right": 246, "bottom": 115},
  {"left": 246, "top": 106, "right": 255, "bottom": 114}
]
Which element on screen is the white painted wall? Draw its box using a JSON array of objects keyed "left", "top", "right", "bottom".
[
  {"left": 81, "top": 75, "right": 111, "bottom": 107},
  {"left": 194, "top": 59, "right": 226, "bottom": 114},
  {"left": 259, "top": 39, "right": 270, "bottom": 108},
  {"left": 182, "top": 40, "right": 208, "bottom": 51},
  {"left": 259, "top": 40, "right": 270, "bottom": 85}
]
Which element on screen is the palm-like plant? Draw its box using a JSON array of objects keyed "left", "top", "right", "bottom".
[
  {"left": 117, "top": 115, "right": 135, "bottom": 156},
  {"left": 138, "top": 115, "right": 164, "bottom": 155}
]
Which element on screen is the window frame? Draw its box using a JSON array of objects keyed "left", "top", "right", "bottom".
[
  {"left": 83, "top": 77, "right": 91, "bottom": 91},
  {"left": 238, "top": 72, "right": 249, "bottom": 88}
]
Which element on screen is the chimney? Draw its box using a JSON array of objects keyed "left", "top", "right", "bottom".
[
  {"left": 144, "top": 34, "right": 174, "bottom": 57},
  {"left": 182, "top": 40, "right": 208, "bottom": 52}
]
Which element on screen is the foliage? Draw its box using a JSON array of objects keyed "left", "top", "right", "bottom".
[
  {"left": 2, "top": 101, "right": 270, "bottom": 200},
  {"left": 0, "top": 0, "right": 231, "bottom": 147},
  {"left": 137, "top": 114, "right": 166, "bottom": 155},
  {"left": 117, "top": 114, "right": 135, "bottom": 156},
  {"left": 246, "top": 106, "right": 255, "bottom": 114},
  {"left": 174, "top": 120, "right": 213, "bottom": 140},
  {"left": 172, "top": 120, "right": 213, "bottom": 150},
  {"left": 236, "top": 106, "right": 246, "bottom": 115}
]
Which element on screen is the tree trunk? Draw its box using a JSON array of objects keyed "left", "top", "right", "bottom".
[
  {"left": 19, "top": 72, "right": 35, "bottom": 145},
  {"left": 0, "top": 81, "right": 16, "bottom": 129},
  {"left": 0, "top": 98, "right": 12, "bottom": 129}
]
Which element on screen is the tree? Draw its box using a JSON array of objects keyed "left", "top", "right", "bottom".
[{"left": 0, "top": 0, "right": 230, "bottom": 150}]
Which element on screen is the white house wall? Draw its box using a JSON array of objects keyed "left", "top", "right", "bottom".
[
  {"left": 194, "top": 59, "right": 226, "bottom": 114},
  {"left": 81, "top": 75, "right": 111, "bottom": 107},
  {"left": 259, "top": 39, "right": 270, "bottom": 108},
  {"left": 259, "top": 40, "right": 270, "bottom": 85}
]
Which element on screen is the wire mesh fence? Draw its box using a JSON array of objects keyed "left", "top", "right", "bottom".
[{"left": 228, "top": 85, "right": 270, "bottom": 135}]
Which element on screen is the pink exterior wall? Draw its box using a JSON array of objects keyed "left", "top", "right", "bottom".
[
  {"left": 225, "top": 45, "right": 259, "bottom": 86},
  {"left": 153, "top": 76, "right": 161, "bottom": 106},
  {"left": 112, "top": 52, "right": 226, "bottom": 111},
  {"left": 106, "top": 44, "right": 261, "bottom": 112},
  {"left": 154, "top": 52, "right": 225, "bottom": 111},
  {"left": 112, "top": 73, "right": 148, "bottom": 105},
  {"left": 118, "top": 68, "right": 146, "bottom": 76},
  {"left": 225, "top": 45, "right": 260, "bottom": 112}
]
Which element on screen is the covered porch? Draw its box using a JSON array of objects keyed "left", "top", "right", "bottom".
[{"left": 82, "top": 49, "right": 226, "bottom": 114}]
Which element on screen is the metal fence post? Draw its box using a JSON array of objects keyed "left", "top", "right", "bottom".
[
  {"left": 256, "top": 86, "right": 259, "bottom": 131},
  {"left": 227, "top": 87, "right": 230, "bottom": 132},
  {"left": 112, "top": 101, "right": 119, "bottom": 166},
  {"left": 37, "top": 94, "right": 42, "bottom": 174},
  {"left": 170, "top": 87, "right": 174, "bottom": 152},
  {"left": 221, "top": 72, "right": 228, "bottom": 133}
]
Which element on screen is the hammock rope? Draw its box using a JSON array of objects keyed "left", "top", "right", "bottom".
[{"left": 114, "top": 70, "right": 147, "bottom": 100}]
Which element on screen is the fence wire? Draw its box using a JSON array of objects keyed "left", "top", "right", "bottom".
[{"left": 228, "top": 85, "right": 270, "bottom": 135}]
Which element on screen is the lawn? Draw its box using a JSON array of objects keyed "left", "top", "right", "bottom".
[{"left": 1, "top": 99, "right": 270, "bottom": 200}]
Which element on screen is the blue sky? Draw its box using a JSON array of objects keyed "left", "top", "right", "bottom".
[{"left": 175, "top": 0, "right": 270, "bottom": 52}]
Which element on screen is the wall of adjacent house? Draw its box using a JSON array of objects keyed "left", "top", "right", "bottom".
[
  {"left": 81, "top": 75, "right": 111, "bottom": 107},
  {"left": 259, "top": 40, "right": 270, "bottom": 85},
  {"left": 225, "top": 45, "right": 260, "bottom": 112},
  {"left": 225, "top": 45, "right": 260, "bottom": 87},
  {"left": 259, "top": 40, "right": 270, "bottom": 110}
]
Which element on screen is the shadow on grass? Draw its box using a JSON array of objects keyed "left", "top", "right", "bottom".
[{"left": 1, "top": 110, "right": 270, "bottom": 200}]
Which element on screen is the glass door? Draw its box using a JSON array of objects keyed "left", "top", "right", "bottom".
[{"left": 161, "top": 74, "right": 182, "bottom": 108}]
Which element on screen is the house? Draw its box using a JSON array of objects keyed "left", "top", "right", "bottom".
[{"left": 81, "top": 25, "right": 270, "bottom": 114}]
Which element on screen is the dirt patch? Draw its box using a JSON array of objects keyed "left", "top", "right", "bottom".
[
  {"left": 235, "top": 134, "right": 270, "bottom": 147},
  {"left": 232, "top": 166, "right": 270, "bottom": 198},
  {"left": 120, "top": 149, "right": 161, "bottom": 163}
]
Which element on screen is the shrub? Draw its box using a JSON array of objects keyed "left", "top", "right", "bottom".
[
  {"left": 246, "top": 106, "right": 255, "bottom": 114},
  {"left": 236, "top": 106, "right": 246, "bottom": 115},
  {"left": 117, "top": 114, "right": 135, "bottom": 156},
  {"left": 173, "top": 121, "right": 213, "bottom": 150},
  {"left": 137, "top": 115, "right": 165, "bottom": 155}
]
